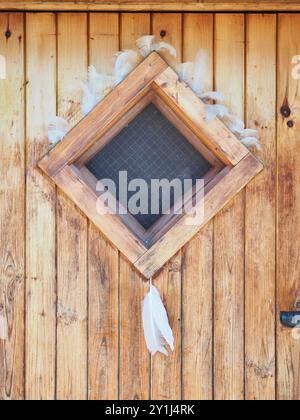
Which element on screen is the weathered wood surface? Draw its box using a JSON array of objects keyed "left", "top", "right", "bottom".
[
  {"left": 0, "top": 11, "right": 300, "bottom": 400},
  {"left": 2, "top": 1, "right": 300, "bottom": 12}
]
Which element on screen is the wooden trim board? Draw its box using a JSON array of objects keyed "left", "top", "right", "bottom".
[{"left": 1, "top": 2, "right": 300, "bottom": 12}]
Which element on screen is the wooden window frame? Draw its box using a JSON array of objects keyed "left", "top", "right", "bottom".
[{"left": 39, "top": 52, "right": 263, "bottom": 278}]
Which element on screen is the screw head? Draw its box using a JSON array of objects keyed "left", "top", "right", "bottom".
[
  {"left": 287, "top": 120, "right": 294, "bottom": 128},
  {"left": 280, "top": 105, "right": 291, "bottom": 118},
  {"left": 160, "top": 30, "right": 167, "bottom": 38},
  {"left": 5, "top": 29, "right": 11, "bottom": 39}
]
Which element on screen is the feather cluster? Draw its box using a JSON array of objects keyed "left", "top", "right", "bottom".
[
  {"left": 47, "top": 36, "right": 261, "bottom": 152},
  {"left": 142, "top": 284, "right": 174, "bottom": 356}
]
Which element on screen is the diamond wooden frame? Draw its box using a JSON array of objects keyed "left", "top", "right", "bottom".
[{"left": 39, "top": 52, "right": 263, "bottom": 279}]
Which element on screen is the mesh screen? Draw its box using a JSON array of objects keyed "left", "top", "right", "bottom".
[{"left": 86, "top": 103, "right": 212, "bottom": 230}]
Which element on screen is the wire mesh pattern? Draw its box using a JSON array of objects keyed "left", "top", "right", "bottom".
[{"left": 86, "top": 103, "right": 212, "bottom": 229}]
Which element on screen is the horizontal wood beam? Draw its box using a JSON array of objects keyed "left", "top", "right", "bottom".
[{"left": 1, "top": 2, "right": 300, "bottom": 13}]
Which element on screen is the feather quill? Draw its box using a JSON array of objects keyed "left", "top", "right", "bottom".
[
  {"left": 142, "top": 284, "right": 174, "bottom": 356},
  {"left": 48, "top": 116, "right": 69, "bottom": 145}
]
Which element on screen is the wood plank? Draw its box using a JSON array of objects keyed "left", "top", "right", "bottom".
[
  {"left": 277, "top": 13, "right": 300, "bottom": 401},
  {"left": 181, "top": 13, "right": 214, "bottom": 401},
  {"left": 151, "top": 13, "right": 182, "bottom": 401},
  {"left": 245, "top": 14, "right": 276, "bottom": 401},
  {"left": 25, "top": 13, "right": 56, "bottom": 401},
  {"left": 56, "top": 13, "right": 88, "bottom": 400},
  {"left": 0, "top": 12, "right": 25, "bottom": 401},
  {"left": 88, "top": 13, "right": 119, "bottom": 401},
  {"left": 119, "top": 12, "right": 151, "bottom": 401},
  {"left": 214, "top": 14, "right": 245, "bottom": 400},
  {"left": 2, "top": 2, "right": 300, "bottom": 12}
]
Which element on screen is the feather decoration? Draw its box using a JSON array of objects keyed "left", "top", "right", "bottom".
[
  {"left": 136, "top": 35, "right": 177, "bottom": 58},
  {"left": 241, "top": 136, "right": 262, "bottom": 151},
  {"left": 223, "top": 113, "right": 245, "bottom": 134},
  {"left": 239, "top": 128, "right": 259, "bottom": 139},
  {"left": 114, "top": 50, "right": 140, "bottom": 83},
  {"left": 205, "top": 104, "right": 229, "bottom": 121},
  {"left": 176, "top": 62, "right": 193, "bottom": 84},
  {"left": 48, "top": 116, "right": 69, "bottom": 145},
  {"left": 190, "top": 49, "right": 209, "bottom": 96},
  {"left": 142, "top": 282, "right": 174, "bottom": 356},
  {"left": 201, "top": 91, "right": 225, "bottom": 102}
]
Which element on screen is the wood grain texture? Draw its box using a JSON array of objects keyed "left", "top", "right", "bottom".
[
  {"left": 151, "top": 13, "right": 182, "bottom": 401},
  {"left": 25, "top": 13, "right": 56, "bottom": 401},
  {"left": 0, "top": 12, "right": 25, "bottom": 401},
  {"left": 88, "top": 13, "right": 119, "bottom": 401},
  {"left": 245, "top": 14, "right": 276, "bottom": 401},
  {"left": 214, "top": 14, "right": 245, "bottom": 400},
  {"left": 56, "top": 13, "right": 88, "bottom": 400},
  {"left": 182, "top": 13, "right": 214, "bottom": 401},
  {"left": 277, "top": 13, "right": 300, "bottom": 401},
  {"left": 119, "top": 12, "right": 151, "bottom": 401},
  {"left": 2, "top": 2, "right": 300, "bottom": 12}
]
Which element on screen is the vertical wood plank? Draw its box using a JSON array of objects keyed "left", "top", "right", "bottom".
[
  {"left": 245, "top": 14, "right": 276, "bottom": 401},
  {"left": 151, "top": 13, "right": 182, "bottom": 401},
  {"left": 182, "top": 13, "right": 214, "bottom": 401},
  {"left": 0, "top": 12, "right": 25, "bottom": 401},
  {"left": 277, "top": 13, "right": 300, "bottom": 401},
  {"left": 88, "top": 13, "right": 119, "bottom": 401},
  {"left": 57, "top": 13, "right": 88, "bottom": 400},
  {"left": 214, "top": 14, "right": 245, "bottom": 400},
  {"left": 119, "top": 12, "right": 150, "bottom": 401},
  {"left": 25, "top": 13, "right": 56, "bottom": 401}
]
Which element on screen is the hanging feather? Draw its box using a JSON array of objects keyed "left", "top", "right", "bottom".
[
  {"left": 87, "top": 65, "right": 116, "bottom": 94},
  {"left": 81, "top": 82, "right": 100, "bottom": 116},
  {"left": 142, "top": 282, "right": 174, "bottom": 356},
  {"left": 114, "top": 50, "right": 140, "bottom": 83},
  {"left": 48, "top": 116, "right": 69, "bottom": 146},
  {"left": 136, "top": 35, "right": 177, "bottom": 58}
]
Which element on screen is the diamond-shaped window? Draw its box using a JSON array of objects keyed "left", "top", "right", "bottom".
[{"left": 39, "top": 52, "right": 262, "bottom": 279}]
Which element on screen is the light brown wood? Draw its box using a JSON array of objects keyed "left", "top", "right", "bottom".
[
  {"left": 2, "top": 1, "right": 300, "bottom": 12},
  {"left": 25, "top": 13, "right": 56, "bottom": 401},
  {"left": 153, "top": 67, "right": 249, "bottom": 166},
  {"left": 245, "top": 14, "right": 276, "bottom": 400},
  {"left": 277, "top": 13, "right": 300, "bottom": 401},
  {"left": 214, "top": 13, "right": 245, "bottom": 401},
  {"left": 151, "top": 13, "right": 182, "bottom": 401},
  {"left": 135, "top": 154, "right": 263, "bottom": 279},
  {"left": 119, "top": 12, "right": 151, "bottom": 401},
  {"left": 56, "top": 13, "right": 88, "bottom": 400},
  {"left": 181, "top": 13, "right": 214, "bottom": 401},
  {"left": 88, "top": 13, "right": 120, "bottom": 401},
  {"left": 0, "top": 12, "right": 25, "bottom": 401}
]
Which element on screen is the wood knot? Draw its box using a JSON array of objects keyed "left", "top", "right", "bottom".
[
  {"left": 5, "top": 29, "right": 12, "bottom": 39},
  {"left": 168, "top": 261, "right": 180, "bottom": 272},
  {"left": 280, "top": 105, "right": 291, "bottom": 119}
]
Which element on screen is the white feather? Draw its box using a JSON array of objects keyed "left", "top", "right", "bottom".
[
  {"left": 176, "top": 62, "right": 193, "bottom": 84},
  {"left": 241, "top": 136, "right": 262, "bottom": 151},
  {"left": 223, "top": 113, "right": 245, "bottom": 133},
  {"left": 114, "top": 50, "right": 139, "bottom": 83},
  {"left": 191, "top": 49, "right": 209, "bottom": 95},
  {"left": 136, "top": 35, "right": 156, "bottom": 57},
  {"left": 201, "top": 91, "right": 225, "bottom": 102},
  {"left": 205, "top": 104, "right": 229, "bottom": 121},
  {"left": 152, "top": 41, "right": 177, "bottom": 58},
  {"left": 81, "top": 82, "right": 99, "bottom": 116},
  {"left": 142, "top": 284, "right": 174, "bottom": 356},
  {"left": 48, "top": 116, "right": 69, "bottom": 145}
]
